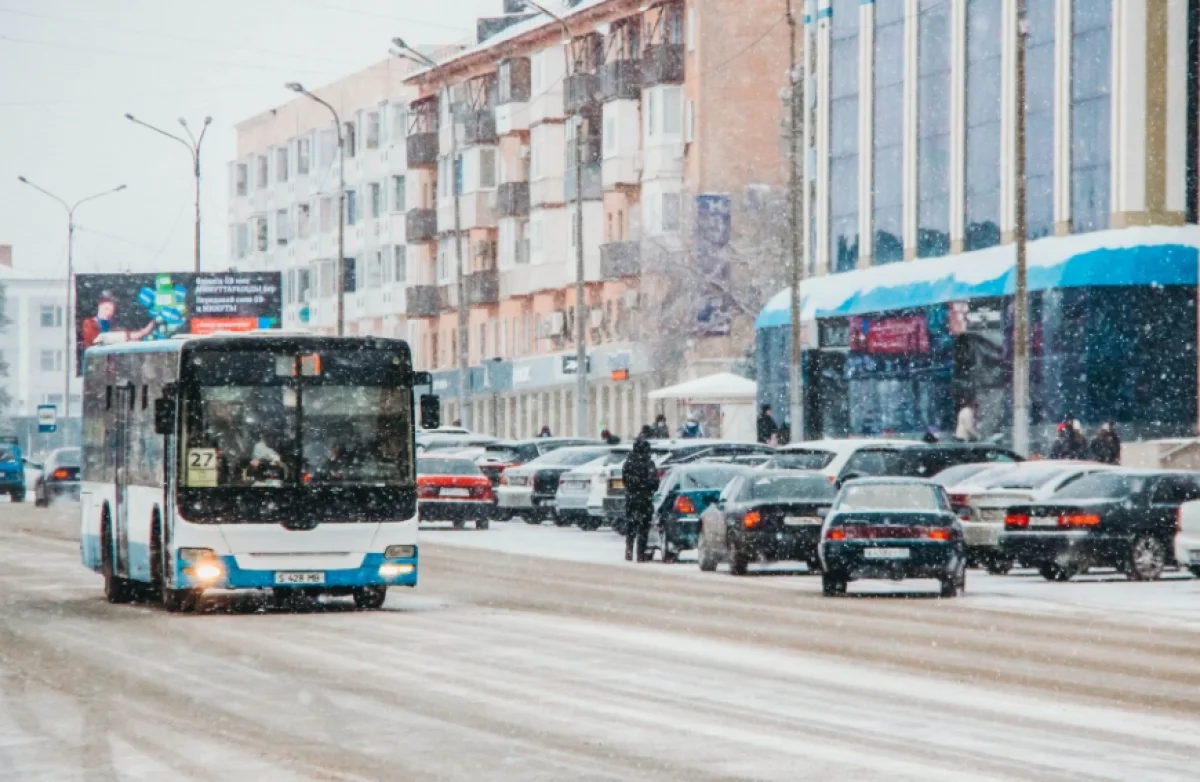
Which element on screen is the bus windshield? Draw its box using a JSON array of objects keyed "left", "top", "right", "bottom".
[{"left": 182, "top": 347, "right": 413, "bottom": 490}]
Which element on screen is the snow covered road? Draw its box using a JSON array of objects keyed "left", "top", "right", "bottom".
[{"left": 3, "top": 506, "right": 1200, "bottom": 780}]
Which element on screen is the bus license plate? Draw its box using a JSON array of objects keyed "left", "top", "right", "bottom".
[
  {"left": 275, "top": 572, "right": 325, "bottom": 585},
  {"left": 863, "top": 548, "right": 909, "bottom": 560}
]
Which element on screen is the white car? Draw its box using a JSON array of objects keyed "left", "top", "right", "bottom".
[
  {"left": 497, "top": 446, "right": 613, "bottom": 524},
  {"left": 946, "top": 460, "right": 1114, "bottom": 573},
  {"left": 554, "top": 456, "right": 610, "bottom": 530},
  {"left": 1175, "top": 499, "right": 1200, "bottom": 578},
  {"left": 766, "top": 439, "right": 913, "bottom": 483}
]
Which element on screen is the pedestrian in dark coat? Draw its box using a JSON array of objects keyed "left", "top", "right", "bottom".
[
  {"left": 1050, "top": 420, "right": 1087, "bottom": 460},
  {"left": 622, "top": 438, "right": 659, "bottom": 562},
  {"left": 1089, "top": 421, "right": 1121, "bottom": 465},
  {"left": 651, "top": 414, "right": 670, "bottom": 439},
  {"left": 757, "top": 405, "right": 780, "bottom": 445}
]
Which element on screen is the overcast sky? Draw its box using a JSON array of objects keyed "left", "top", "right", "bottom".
[{"left": 0, "top": 0, "right": 500, "bottom": 279}]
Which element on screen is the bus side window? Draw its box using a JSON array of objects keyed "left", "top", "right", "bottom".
[
  {"left": 105, "top": 386, "right": 113, "bottom": 411},
  {"left": 141, "top": 385, "right": 148, "bottom": 410}
]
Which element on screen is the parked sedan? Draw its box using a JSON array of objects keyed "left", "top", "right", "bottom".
[
  {"left": 697, "top": 471, "right": 837, "bottom": 575},
  {"left": 947, "top": 461, "right": 1113, "bottom": 573},
  {"left": 554, "top": 456, "right": 611, "bottom": 530},
  {"left": 498, "top": 446, "right": 614, "bottom": 524},
  {"left": 772, "top": 440, "right": 1021, "bottom": 485},
  {"left": 417, "top": 457, "right": 495, "bottom": 530},
  {"left": 648, "top": 463, "right": 758, "bottom": 562},
  {"left": 819, "top": 479, "right": 966, "bottom": 597},
  {"left": 33, "top": 447, "right": 81, "bottom": 507},
  {"left": 1002, "top": 470, "right": 1200, "bottom": 581},
  {"left": 477, "top": 438, "right": 599, "bottom": 494},
  {"left": 1174, "top": 499, "right": 1200, "bottom": 578}
]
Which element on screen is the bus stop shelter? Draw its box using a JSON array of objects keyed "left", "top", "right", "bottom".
[{"left": 648, "top": 373, "right": 758, "bottom": 441}]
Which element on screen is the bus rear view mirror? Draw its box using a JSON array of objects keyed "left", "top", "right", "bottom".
[
  {"left": 154, "top": 398, "right": 175, "bottom": 435},
  {"left": 413, "top": 371, "right": 433, "bottom": 387},
  {"left": 419, "top": 394, "right": 441, "bottom": 430}
]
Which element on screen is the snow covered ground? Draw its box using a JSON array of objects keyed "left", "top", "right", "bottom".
[{"left": 423, "top": 521, "right": 1200, "bottom": 630}]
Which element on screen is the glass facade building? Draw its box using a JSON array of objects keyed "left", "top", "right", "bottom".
[
  {"left": 917, "top": 0, "right": 952, "bottom": 259},
  {"left": 829, "top": 0, "right": 860, "bottom": 272},
  {"left": 872, "top": 1, "right": 905, "bottom": 264},
  {"left": 963, "top": 0, "right": 1003, "bottom": 251},
  {"left": 1069, "top": 0, "right": 1112, "bottom": 234}
]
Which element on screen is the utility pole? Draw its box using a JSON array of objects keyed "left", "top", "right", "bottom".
[
  {"left": 124, "top": 114, "right": 211, "bottom": 273},
  {"left": 391, "top": 41, "right": 472, "bottom": 430},
  {"left": 519, "top": 1, "right": 587, "bottom": 437},
  {"left": 786, "top": 0, "right": 805, "bottom": 443},
  {"left": 1012, "top": 0, "right": 1030, "bottom": 455},
  {"left": 285, "top": 84, "right": 346, "bottom": 336},
  {"left": 17, "top": 177, "right": 127, "bottom": 430}
]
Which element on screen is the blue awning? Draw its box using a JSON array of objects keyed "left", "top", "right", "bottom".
[{"left": 756, "top": 226, "right": 1200, "bottom": 330}]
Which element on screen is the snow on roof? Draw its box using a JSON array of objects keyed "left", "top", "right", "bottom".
[{"left": 756, "top": 225, "right": 1200, "bottom": 329}]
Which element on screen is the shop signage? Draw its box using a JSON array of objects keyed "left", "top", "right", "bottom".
[
  {"left": 819, "top": 320, "right": 850, "bottom": 349},
  {"left": 561, "top": 355, "right": 591, "bottom": 375},
  {"left": 851, "top": 315, "right": 930, "bottom": 355}
]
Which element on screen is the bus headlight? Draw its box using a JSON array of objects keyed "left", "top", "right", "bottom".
[
  {"left": 379, "top": 563, "right": 415, "bottom": 578},
  {"left": 179, "top": 548, "right": 218, "bottom": 564},
  {"left": 384, "top": 545, "right": 415, "bottom": 559},
  {"left": 192, "top": 563, "right": 224, "bottom": 581}
]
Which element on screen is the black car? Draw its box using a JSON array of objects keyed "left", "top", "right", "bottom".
[
  {"left": 33, "top": 447, "right": 81, "bottom": 507},
  {"left": 697, "top": 471, "right": 837, "bottom": 575},
  {"left": 819, "top": 478, "right": 967, "bottom": 597},
  {"left": 476, "top": 438, "right": 599, "bottom": 487},
  {"left": 649, "top": 463, "right": 758, "bottom": 562},
  {"left": 835, "top": 443, "right": 1022, "bottom": 484},
  {"left": 1001, "top": 470, "right": 1200, "bottom": 581},
  {"left": 499, "top": 446, "right": 614, "bottom": 525}
]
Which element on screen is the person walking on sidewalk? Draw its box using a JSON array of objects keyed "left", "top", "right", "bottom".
[
  {"left": 757, "top": 404, "right": 780, "bottom": 445},
  {"left": 622, "top": 438, "right": 659, "bottom": 562}
]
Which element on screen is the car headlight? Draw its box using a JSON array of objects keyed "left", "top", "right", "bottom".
[
  {"left": 384, "top": 545, "right": 416, "bottom": 559},
  {"left": 179, "top": 548, "right": 218, "bottom": 564}
]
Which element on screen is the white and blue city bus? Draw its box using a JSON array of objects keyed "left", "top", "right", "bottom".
[{"left": 80, "top": 332, "right": 436, "bottom": 612}]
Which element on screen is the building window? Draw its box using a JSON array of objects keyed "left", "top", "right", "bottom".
[
  {"left": 394, "top": 245, "right": 407, "bottom": 282},
  {"left": 255, "top": 217, "right": 269, "bottom": 251},
  {"left": 39, "top": 305, "right": 63, "bottom": 328},
  {"left": 320, "top": 128, "right": 337, "bottom": 166},
  {"left": 392, "top": 175, "right": 406, "bottom": 211},
  {"left": 235, "top": 163, "right": 248, "bottom": 196},
  {"left": 1025, "top": 0, "right": 1056, "bottom": 240},
  {"left": 368, "top": 250, "right": 384, "bottom": 288},
  {"left": 296, "top": 203, "right": 311, "bottom": 239},
  {"left": 479, "top": 149, "right": 497, "bottom": 189},
  {"left": 369, "top": 182, "right": 383, "bottom": 218},
  {"left": 236, "top": 223, "right": 249, "bottom": 258},
  {"left": 345, "top": 189, "right": 358, "bottom": 226},
  {"left": 255, "top": 155, "right": 268, "bottom": 188},
  {"left": 296, "top": 137, "right": 311, "bottom": 176},
  {"left": 40, "top": 350, "right": 62, "bottom": 372},
  {"left": 873, "top": 1, "right": 905, "bottom": 264},
  {"left": 319, "top": 196, "right": 333, "bottom": 232},
  {"left": 392, "top": 104, "right": 408, "bottom": 142},
  {"left": 604, "top": 115, "right": 616, "bottom": 153},
  {"left": 662, "top": 192, "right": 681, "bottom": 232},
  {"left": 366, "top": 110, "right": 381, "bottom": 149},
  {"left": 917, "top": 0, "right": 952, "bottom": 258},
  {"left": 46, "top": 394, "right": 63, "bottom": 406},
  {"left": 343, "top": 258, "right": 357, "bottom": 294},
  {"left": 647, "top": 89, "right": 659, "bottom": 137},
  {"left": 319, "top": 261, "right": 335, "bottom": 297},
  {"left": 964, "top": 0, "right": 1003, "bottom": 251},
  {"left": 344, "top": 121, "right": 357, "bottom": 158},
  {"left": 275, "top": 209, "right": 290, "bottom": 245},
  {"left": 829, "top": 0, "right": 860, "bottom": 272},
  {"left": 1070, "top": 0, "right": 1112, "bottom": 233},
  {"left": 276, "top": 147, "right": 289, "bottom": 182},
  {"left": 662, "top": 87, "right": 682, "bottom": 135}
]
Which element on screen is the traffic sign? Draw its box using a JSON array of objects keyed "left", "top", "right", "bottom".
[{"left": 36, "top": 405, "right": 57, "bottom": 434}]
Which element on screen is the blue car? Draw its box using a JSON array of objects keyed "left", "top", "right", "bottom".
[
  {"left": 819, "top": 478, "right": 967, "bottom": 598},
  {"left": 648, "top": 463, "right": 758, "bottom": 563},
  {"left": 0, "top": 436, "right": 26, "bottom": 502}
]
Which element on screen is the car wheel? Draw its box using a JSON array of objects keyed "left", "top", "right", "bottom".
[
  {"left": 939, "top": 576, "right": 960, "bottom": 598},
  {"left": 1128, "top": 534, "right": 1166, "bottom": 581},
  {"left": 698, "top": 540, "right": 718, "bottom": 572},
  {"left": 10, "top": 490, "right": 24, "bottom": 504},
  {"left": 1189, "top": 566, "right": 1200, "bottom": 579},
  {"left": 821, "top": 571, "right": 847, "bottom": 596},
  {"left": 729, "top": 542, "right": 750, "bottom": 576},
  {"left": 806, "top": 558, "right": 823, "bottom": 574},
  {"left": 661, "top": 544, "right": 679, "bottom": 564},
  {"left": 553, "top": 515, "right": 572, "bottom": 528},
  {"left": 1039, "top": 563, "right": 1077, "bottom": 582},
  {"left": 580, "top": 519, "right": 600, "bottom": 532},
  {"left": 452, "top": 520, "right": 466, "bottom": 530},
  {"left": 985, "top": 555, "right": 1014, "bottom": 576},
  {"left": 101, "top": 522, "right": 135, "bottom": 604},
  {"left": 523, "top": 515, "right": 541, "bottom": 525},
  {"left": 476, "top": 518, "right": 490, "bottom": 530},
  {"left": 352, "top": 586, "right": 388, "bottom": 610}
]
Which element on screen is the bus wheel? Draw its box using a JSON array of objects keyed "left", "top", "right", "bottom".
[
  {"left": 162, "top": 588, "right": 198, "bottom": 613},
  {"left": 352, "top": 587, "right": 387, "bottom": 610},
  {"left": 101, "top": 519, "right": 135, "bottom": 604}
]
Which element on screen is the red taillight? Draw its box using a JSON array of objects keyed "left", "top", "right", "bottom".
[
  {"left": 949, "top": 493, "right": 970, "bottom": 507},
  {"left": 52, "top": 468, "right": 70, "bottom": 480},
  {"left": 657, "top": 468, "right": 665, "bottom": 479},
  {"left": 826, "top": 528, "right": 847, "bottom": 540},
  {"left": 1005, "top": 513, "right": 1030, "bottom": 529},
  {"left": 471, "top": 484, "right": 494, "bottom": 500},
  {"left": 674, "top": 496, "right": 697, "bottom": 515},
  {"left": 743, "top": 510, "right": 762, "bottom": 529},
  {"left": 827, "top": 475, "right": 836, "bottom": 483},
  {"left": 1059, "top": 513, "right": 1100, "bottom": 528},
  {"left": 926, "top": 527, "right": 952, "bottom": 541}
]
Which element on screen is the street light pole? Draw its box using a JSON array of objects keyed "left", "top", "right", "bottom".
[
  {"left": 285, "top": 84, "right": 346, "bottom": 336},
  {"left": 521, "top": 1, "right": 588, "bottom": 438},
  {"left": 1012, "top": 0, "right": 1031, "bottom": 455},
  {"left": 786, "top": 0, "right": 804, "bottom": 443},
  {"left": 393, "top": 40, "right": 472, "bottom": 431},
  {"left": 17, "top": 176, "right": 127, "bottom": 429},
  {"left": 124, "top": 113, "right": 211, "bottom": 273}
]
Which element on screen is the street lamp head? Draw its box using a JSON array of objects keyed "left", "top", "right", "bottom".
[
  {"left": 178, "top": 117, "right": 188, "bottom": 128},
  {"left": 391, "top": 37, "right": 409, "bottom": 51},
  {"left": 124, "top": 112, "right": 135, "bottom": 121},
  {"left": 17, "top": 175, "right": 27, "bottom": 183},
  {"left": 285, "top": 82, "right": 304, "bottom": 93},
  {"left": 115, "top": 184, "right": 129, "bottom": 192},
  {"left": 203, "top": 116, "right": 212, "bottom": 126}
]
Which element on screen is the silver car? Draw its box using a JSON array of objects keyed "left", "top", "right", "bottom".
[{"left": 554, "top": 456, "right": 610, "bottom": 530}]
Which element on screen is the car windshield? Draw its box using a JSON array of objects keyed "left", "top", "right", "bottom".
[
  {"left": 746, "top": 475, "right": 837, "bottom": 501},
  {"left": 529, "top": 447, "right": 611, "bottom": 467},
  {"left": 482, "top": 444, "right": 536, "bottom": 464},
  {"left": 418, "top": 458, "right": 482, "bottom": 476},
  {"left": 838, "top": 483, "right": 945, "bottom": 512},
  {"left": 1052, "top": 473, "right": 1146, "bottom": 500},
  {"left": 0, "top": 448, "right": 11, "bottom": 462},
  {"left": 679, "top": 466, "right": 748, "bottom": 489},
  {"left": 773, "top": 450, "right": 836, "bottom": 470},
  {"left": 53, "top": 449, "right": 82, "bottom": 468}
]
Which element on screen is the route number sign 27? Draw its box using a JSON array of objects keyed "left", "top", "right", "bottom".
[{"left": 186, "top": 448, "right": 218, "bottom": 487}]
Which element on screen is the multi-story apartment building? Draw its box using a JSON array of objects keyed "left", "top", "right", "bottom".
[
  {"left": 757, "top": 0, "right": 1200, "bottom": 450},
  {"left": 228, "top": 0, "right": 792, "bottom": 439}
]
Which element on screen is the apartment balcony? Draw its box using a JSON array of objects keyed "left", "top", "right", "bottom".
[
  {"left": 438, "top": 191, "right": 496, "bottom": 232},
  {"left": 600, "top": 241, "right": 641, "bottom": 280},
  {"left": 642, "top": 43, "right": 685, "bottom": 86},
  {"left": 466, "top": 269, "right": 500, "bottom": 305},
  {"left": 407, "top": 132, "right": 439, "bottom": 167},
  {"left": 494, "top": 181, "right": 530, "bottom": 218},
  {"left": 564, "top": 72, "right": 601, "bottom": 115},
  {"left": 464, "top": 109, "right": 498, "bottom": 146},
  {"left": 407, "top": 285, "right": 442, "bottom": 318},
  {"left": 406, "top": 208, "right": 437, "bottom": 243},
  {"left": 600, "top": 60, "right": 642, "bottom": 102}
]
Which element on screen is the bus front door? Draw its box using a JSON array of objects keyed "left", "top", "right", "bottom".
[{"left": 113, "top": 384, "right": 134, "bottom": 578}]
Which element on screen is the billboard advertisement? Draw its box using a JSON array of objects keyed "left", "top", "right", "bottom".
[
  {"left": 75, "top": 272, "right": 282, "bottom": 374},
  {"left": 693, "top": 193, "right": 733, "bottom": 337}
]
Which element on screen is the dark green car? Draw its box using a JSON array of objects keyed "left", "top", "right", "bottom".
[{"left": 647, "top": 464, "right": 758, "bottom": 563}]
